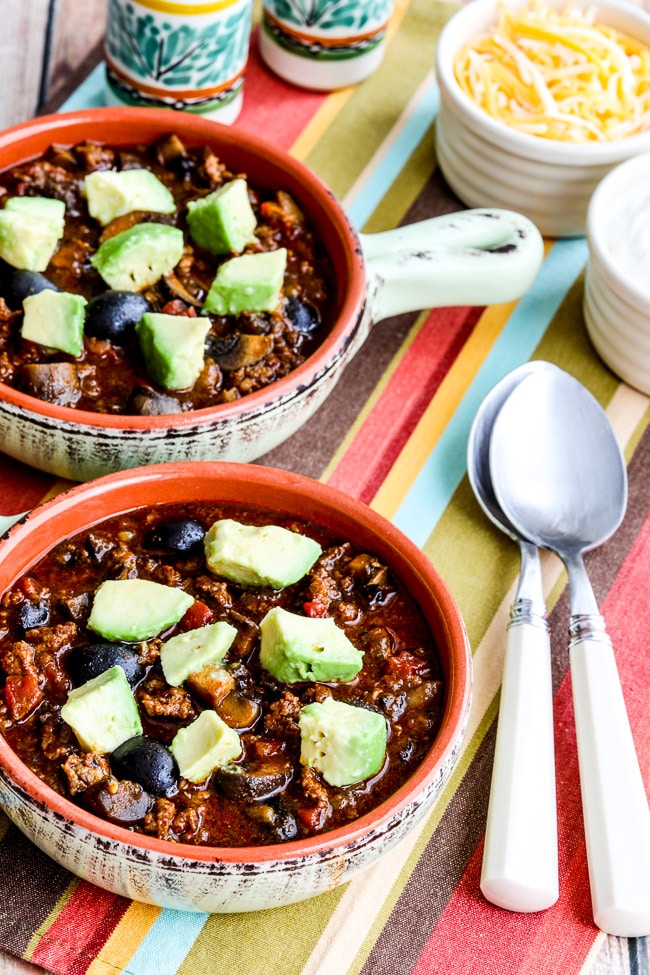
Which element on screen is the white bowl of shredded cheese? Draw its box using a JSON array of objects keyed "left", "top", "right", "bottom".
[
  {"left": 435, "top": 0, "right": 650, "bottom": 237},
  {"left": 584, "top": 151, "right": 650, "bottom": 393}
]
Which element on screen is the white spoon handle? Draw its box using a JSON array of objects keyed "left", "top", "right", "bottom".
[
  {"left": 570, "top": 622, "right": 650, "bottom": 937},
  {"left": 481, "top": 614, "right": 558, "bottom": 912}
]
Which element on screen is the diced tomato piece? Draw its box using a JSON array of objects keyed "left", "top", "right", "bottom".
[
  {"left": 296, "top": 805, "right": 327, "bottom": 832},
  {"left": 384, "top": 650, "right": 431, "bottom": 689},
  {"left": 250, "top": 737, "right": 285, "bottom": 759},
  {"left": 5, "top": 673, "right": 43, "bottom": 721},
  {"left": 179, "top": 600, "right": 214, "bottom": 631},
  {"left": 303, "top": 600, "right": 328, "bottom": 618}
]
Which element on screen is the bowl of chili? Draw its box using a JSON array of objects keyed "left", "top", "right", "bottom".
[
  {"left": 0, "top": 461, "right": 471, "bottom": 912},
  {"left": 0, "top": 106, "right": 543, "bottom": 481}
]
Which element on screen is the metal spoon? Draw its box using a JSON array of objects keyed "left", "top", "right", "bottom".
[
  {"left": 490, "top": 363, "right": 650, "bottom": 937},
  {"left": 468, "top": 362, "right": 558, "bottom": 913}
]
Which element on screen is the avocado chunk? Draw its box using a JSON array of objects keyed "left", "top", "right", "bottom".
[
  {"left": 186, "top": 179, "right": 257, "bottom": 256},
  {"left": 299, "top": 697, "right": 387, "bottom": 787},
  {"left": 170, "top": 709, "right": 242, "bottom": 783},
  {"left": 90, "top": 223, "right": 184, "bottom": 292},
  {"left": 136, "top": 312, "right": 211, "bottom": 390},
  {"left": 61, "top": 665, "right": 143, "bottom": 754},
  {"left": 160, "top": 621, "right": 237, "bottom": 687},
  {"left": 204, "top": 519, "right": 322, "bottom": 588},
  {"left": 203, "top": 248, "right": 287, "bottom": 315},
  {"left": 84, "top": 169, "right": 176, "bottom": 226},
  {"left": 0, "top": 196, "right": 65, "bottom": 272},
  {"left": 259, "top": 606, "right": 364, "bottom": 683},
  {"left": 87, "top": 578, "right": 194, "bottom": 642},
  {"left": 21, "top": 289, "right": 87, "bottom": 357}
]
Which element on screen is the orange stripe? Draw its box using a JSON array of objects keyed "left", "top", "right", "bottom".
[
  {"left": 264, "top": 9, "right": 388, "bottom": 49},
  {"left": 105, "top": 54, "right": 245, "bottom": 99}
]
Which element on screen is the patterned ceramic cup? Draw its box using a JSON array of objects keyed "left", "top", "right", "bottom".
[
  {"left": 259, "top": 0, "right": 395, "bottom": 90},
  {"left": 104, "top": 0, "right": 254, "bottom": 124}
]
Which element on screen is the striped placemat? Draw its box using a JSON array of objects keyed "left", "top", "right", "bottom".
[{"left": 0, "top": 2, "right": 649, "bottom": 973}]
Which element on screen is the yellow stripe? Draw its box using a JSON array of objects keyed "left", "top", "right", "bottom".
[
  {"left": 135, "top": 0, "right": 241, "bottom": 13},
  {"left": 371, "top": 298, "right": 518, "bottom": 520},
  {"left": 86, "top": 902, "right": 162, "bottom": 975},
  {"left": 25, "top": 879, "right": 79, "bottom": 960}
]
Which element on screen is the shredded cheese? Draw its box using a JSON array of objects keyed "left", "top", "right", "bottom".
[{"left": 453, "top": 2, "right": 650, "bottom": 141}]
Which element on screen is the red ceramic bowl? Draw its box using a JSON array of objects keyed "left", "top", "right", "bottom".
[
  {"left": 0, "top": 462, "right": 471, "bottom": 912},
  {"left": 0, "top": 107, "right": 543, "bottom": 481}
]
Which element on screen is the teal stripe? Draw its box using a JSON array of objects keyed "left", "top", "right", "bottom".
[
  {"left": 346, "top": 79, "right": 440, "bottom": 230},
  {"left": 392, "top": 236, "right": 589, "bottom": 547},
  {"left": 58, "top": 63, "right": 105, "bottom": 113},
  {"left": 123, "top": 909, "right": 209, "bottom": 975}
]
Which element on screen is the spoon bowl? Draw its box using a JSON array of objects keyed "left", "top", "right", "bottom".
[
  {"left": 468, "top": 362, "right": 557, "bottom": 912},
  {"left": 490, "top": 364, "right": 650, "bottom": 936}
]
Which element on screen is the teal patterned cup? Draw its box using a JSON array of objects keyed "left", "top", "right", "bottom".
[
  {"left": 104, "top": 0, "right": 254, "bottom": 124},
  {"left": 259, "top": 0, "right": 395, "bottom": 90}
]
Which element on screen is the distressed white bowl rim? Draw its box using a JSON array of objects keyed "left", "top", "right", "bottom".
[
  {"left": 436, "top": 0, "right": 650, "bottom": 166},
  {"left": 0, "top": 461, "right": 472, "bottom": 870}
]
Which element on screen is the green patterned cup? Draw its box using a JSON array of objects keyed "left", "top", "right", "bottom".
[
  {"left": 104, "top": 0, "right": 254, "bottom": 124},
  {"left": 259, "top": 0, "right": 395, "bottom": 90}
]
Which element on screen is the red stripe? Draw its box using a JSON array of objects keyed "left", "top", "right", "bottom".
[
  {"left": 327, "top": 306, "right": 481, "bottom": 503},
  {"left": 29, "top": 883, "right": 127, "bottom": 975},
  {"left": 0, "top": 455, "right": 55, "bottom": 515},
  {"left": 413, "top": 513, "right": 650, "bottom": 975},
  {"left": 236, "top": 30, "right": 329, "bottom": 148}
]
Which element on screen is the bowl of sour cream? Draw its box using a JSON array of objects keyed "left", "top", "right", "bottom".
[{"left": 584, "top": 150, "right": 650, "bottom": 395}]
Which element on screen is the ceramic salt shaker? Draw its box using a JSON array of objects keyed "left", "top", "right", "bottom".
[
  {"left": 104, "top": 0, "right": 254, "bottom": 124},
  {"left": 259, "top": 0, "right": 395, "bottom": 90}
]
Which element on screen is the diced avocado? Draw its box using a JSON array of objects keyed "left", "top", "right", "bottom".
[
  {"left": 84, "top": 169, "right": 176, "bottom": 226},
  {"left": 21, "top": 289, "right": 87, "bottom": 356},
  {"left": 203, "top": 248, "right": 287, "bottom": 315},
  {"left": 61, "top": 665, "right": 143, "bottom": 754},
  {"left": 170, "top": 709, "right": 242, "bottom": 783},
  {"left": 299, "top": 697, "right": 387, "bottom": 787},
  {"left": 204, "top": 519, "right": 321, "bottom": 589},
  {"left": 160, "top": 621, "right": 237, "bottom": 686},
  {"left": 90, "top": 223, "right": 184, "bottom": 292},
  {"left": 259, "top": 606, "right": 364, "bottom": 683},
  {"left": 5, "top": 196, "right": 66, "bottom": 221},
  {"left": 186, "top": 179, "right": 257, "bottom": 256},
  {"left": 0, "top": 197, "right": 65, "bottom": 272},
  {"left": 87, "top": 578, "right": 194, "bottom": 642},
  {"left": 136, "top": 312, "right": 210, "bottom": 390}
]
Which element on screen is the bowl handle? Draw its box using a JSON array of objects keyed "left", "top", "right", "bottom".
[{"left": 360, "top": 209, "right": 544, "bottom": 323}]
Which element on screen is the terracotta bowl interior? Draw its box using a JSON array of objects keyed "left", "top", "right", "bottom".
[
  {"left": 0, "top": 108, "right": 367, "bottom": 430},
  {"left": 0, "top": 462, "right": 471, "bottom": 865}
]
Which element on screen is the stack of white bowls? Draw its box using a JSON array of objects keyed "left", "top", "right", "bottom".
[
  {"left": 584, "top": 152, "right": 650, "bottom": 395},
  {"left": 435, "top": 0, "right": 650, "bottom": 238}
]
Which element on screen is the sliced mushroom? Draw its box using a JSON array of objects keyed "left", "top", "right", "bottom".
[
  {"left": 85, "top": 779, "right": 154, "bottom": 824},
  {"left": 99, "top": 211, "right": 156, "bottom": 243},
  {"left": 216, "top": 690, "right": 261, "bottom": 730},
  {"left": 164, "top": 270, "right": 202, "bottom": 307},
  {"left": 19, "top": 362, "right": 82, "bottom": 407},
  {"left": 215, "top": 759, "right": 293, "bottom": 801},
  {"left": 212, "top": 333, "right": 273, "bottom": 371},
  {"left": 126, "top": 386, "right": 182, "bottom": 416}
]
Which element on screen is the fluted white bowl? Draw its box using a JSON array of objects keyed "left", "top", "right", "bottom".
[{"left": 435, "top": 0, "right": 650, "bottom": 238}]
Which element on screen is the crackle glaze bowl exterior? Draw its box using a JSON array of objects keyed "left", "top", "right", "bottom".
[
  {"left": 0, "top": 107, "right": 545, "bottom": 482},
  {"left": 435, "top": 0, "right": 650, "bottom": 238},
  {"left": 0, "top": 462, "right": 472, "bottom": 913}
]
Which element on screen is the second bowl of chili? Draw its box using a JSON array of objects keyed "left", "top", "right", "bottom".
[{"left": 0, "top": 461, "right": 471, "bottom": 912}]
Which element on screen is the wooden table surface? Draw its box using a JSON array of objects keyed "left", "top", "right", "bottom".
[{"left": 0, "top": 1, "right": 649, "bottom": 973}]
